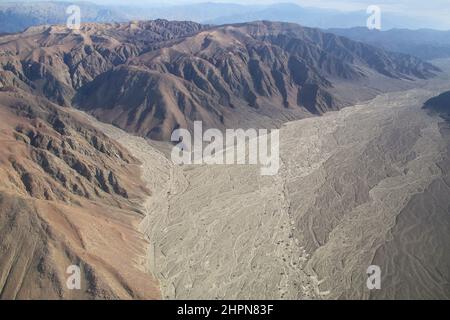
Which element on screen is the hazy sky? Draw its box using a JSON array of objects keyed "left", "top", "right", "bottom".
[
  {"left": 77, "top": 0, "right": 450, "bottom": 13},
  {"left": 6, "top": 0, "right": 450, "bottom": 11},
  {"left": 5, "top": 0, "right": 450, "bottom": 28}
]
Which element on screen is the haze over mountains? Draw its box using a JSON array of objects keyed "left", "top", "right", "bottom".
[
  {"left": 2, "top": 1, "right": 450, "bottom": 34},
  {"left": 3, "top": 1, "right": 450, "bottom": 64},
  {"left": 329, "top": 28, "right": 450, "bottom": 61},
  {"left": 0, "top": 1, "right": 125, "bottom": 33}
]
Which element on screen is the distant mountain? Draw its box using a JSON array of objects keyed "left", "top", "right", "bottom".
[
  {"left": 0, "top": 81, "right": 161, "bottom": 300},
  {"left": 0, "top": 18, "right": 445, "bottom": 299},
  {"left": 129, "top": 2, "right": 445, "bottom": 30},
  {"left": 329, "top": 27, "right": 450, "bottom": 60},
  {"left": 0, "top": 1, "right": 126, "bottom": 33},
  {"left": 203, "top": 3, "right": 364, "bottom": 28},
  {"left": 1, "top": 1, "right": 448, "bottom": 34},
  {"left": 123, "top": 2, "right": 260, "bottom": 23}
]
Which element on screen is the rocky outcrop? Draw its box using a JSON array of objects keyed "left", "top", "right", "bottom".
[
  {"left": 424, "top": 90, "right": 450, "bottom": 117},
  {"left": 0, "top": 20, "right": 206, "bottom": 106}
]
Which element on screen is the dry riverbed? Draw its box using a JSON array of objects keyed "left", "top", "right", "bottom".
[{"left": 77, "top": 74, "right": 450, "bottom": 299}]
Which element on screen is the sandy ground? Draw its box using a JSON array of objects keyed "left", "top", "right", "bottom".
[
  {"left": 77, "top": 62, "right": 450, "bottom": 299},
  {"left": 369, "top": 121, "right": 450, "bottom": 299},
  {"left": 281, "top": 89, "right": 449, "bottom": 299},
  {"left": 83, "top": 119, "right": 318, "bottom": 299}
]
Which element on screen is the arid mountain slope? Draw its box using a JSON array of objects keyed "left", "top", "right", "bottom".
[
  {"left": 0, "top": 20, "right": 205, "bottom": 106},
  {"left": 328, "top": 27, "right": 450, "bottom": 61},
  {"left": 0, "top": 90, "right": 160, "bottom": 299},
  {"left": 424, "top": 90, "right": 450, "bottom": 116},
  {"left": 74, "top": 21, "right": 439, "bottom": 140},
  {"left": 0, "top": 20, "right": 438, "bottom": 141}
]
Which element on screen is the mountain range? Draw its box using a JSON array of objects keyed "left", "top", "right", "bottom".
[
  {"left": 0, "top": 20, "right": 439, "bottom": 140},
  {"left": 1, "top": 1, "right": 449, "bottom": 34}
]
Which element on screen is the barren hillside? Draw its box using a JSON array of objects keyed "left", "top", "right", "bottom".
[
  {"left": 0, "top": 90, "right": 160, "bottom": 299},
  {"left": 74, "top": 21, "right": 439, "bottom": 140}
]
